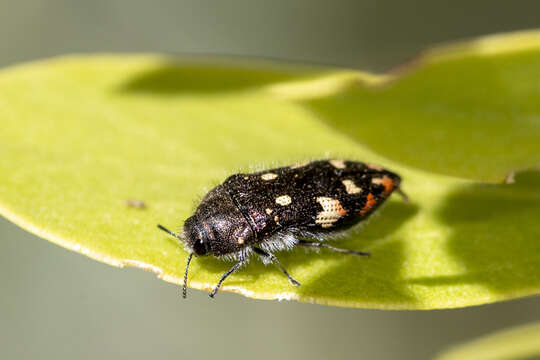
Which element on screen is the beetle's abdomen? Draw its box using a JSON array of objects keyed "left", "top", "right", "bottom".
[{"left": 223, "top": 160, "right": 401, "bottom": 240}]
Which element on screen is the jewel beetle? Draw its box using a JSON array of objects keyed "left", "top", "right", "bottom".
[{"left": 158, "top": 159, "right": 407, "bottom": 298}]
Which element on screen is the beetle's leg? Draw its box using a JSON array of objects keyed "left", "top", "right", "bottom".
[
  {"left": 253, "top": 247, "right": 300, "bottom": 286},
  {"left": 297, "top": 240, "right": 370, "bottom": 257},
  {"left": 209, "top": 260, "right": 244, "bottom": 298}
]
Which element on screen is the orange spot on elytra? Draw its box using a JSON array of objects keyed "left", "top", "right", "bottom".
[
  {"left": 359, "top": 193, "right": 376, "bottom": 215},
  {"left": 381, "top": 176, "right": 395, "bottom": 195}
]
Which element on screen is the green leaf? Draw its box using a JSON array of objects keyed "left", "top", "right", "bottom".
[
  {"left": 296, "top": 32, "right": 540, "bottom": 182},
  {"left": 0, "top": 30, "right": 539, "bottom": 309},
  {"left": 435, "top": 322, "right": 540, "bottom": 360}
]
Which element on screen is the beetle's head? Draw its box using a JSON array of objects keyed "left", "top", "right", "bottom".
[
  {"left": 182, "top": 215, "right": 212, "bottom": 256},
  {"left": 182, "top": 213, "right": 253, "bottom": 257},
  {"left": 156, "top": 184, "right": 254, "bottom": 298}
]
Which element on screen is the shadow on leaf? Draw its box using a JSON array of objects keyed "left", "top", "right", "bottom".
[
  {"left": 291, "top": 200, "right": 419, "bottom": 305},
  {"left": 409, "top": 169, "right": 540, "bottom": 293},
  {"left": 118, "top": 62, "right": 322, "bottom": 94}
]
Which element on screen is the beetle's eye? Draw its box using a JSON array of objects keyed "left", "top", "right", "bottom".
[{"left": 192, "top": 237, "right": 208, "bottom": 256}]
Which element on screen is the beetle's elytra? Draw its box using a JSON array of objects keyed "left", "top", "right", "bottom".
[{"left": 158, "top": 159, "right": 407, "bottom": 298}]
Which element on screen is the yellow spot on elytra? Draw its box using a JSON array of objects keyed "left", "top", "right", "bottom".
[
  {"left": 243, "top": 176, "right": 249, "bottom": 180},
  {"left": 290, "top": 161, "right": 309, "bottom": 169},
  {"left": 275, "top": 195, "right": 292, "bottom": 206},
  {"left": 329, "top": 159, "right": 346, "bottom": 169},
  {"left": 237, "top": 237, "right": 245, "bottom": 245},
  {"left": 261, "top": 173, "right": 278, "bottom": 180},
  {"left": 265, "top": 208, "right": 273, "bottom": 215},
  {"left": 342, "top": 179, "right": 362, "bottom": 194},
  {"left": 274, "top": 216, "right": 280, "bottom": 225},
  {"left": 315, "top": 197, "right": 347, "bottom": 228},
  {"left": 359, "top": 193, "right": 376, "bottom": 215}
]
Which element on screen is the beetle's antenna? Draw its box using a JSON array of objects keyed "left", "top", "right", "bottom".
[
  {"left": 158, "top": 224, "right": 192, "bottom": 298},
  {"left": 157, "top": 224, "right": 182, "bottom": 239},
  {"left": 183, "top": 253, "right": 194, "bottom": 298}
]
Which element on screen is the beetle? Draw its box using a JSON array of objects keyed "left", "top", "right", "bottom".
[{"left": 158, "top": 159, "right": 407, "bottom": 298}]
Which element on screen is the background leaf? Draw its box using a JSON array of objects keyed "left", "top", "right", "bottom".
[
  {"left": 0, "top": 30, "right": 539, "bottom": 309},
  {"left": 435, "top": 321, "right": 540, "bottom": 360}
]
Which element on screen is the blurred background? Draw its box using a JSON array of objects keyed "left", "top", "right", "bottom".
[{"left": 1, "top": 1, "right": 540, "bottom": 359}]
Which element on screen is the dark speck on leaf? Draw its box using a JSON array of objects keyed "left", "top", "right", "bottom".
[{"left": 125, "top": 199, "right": 147, "bottom": 209}]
